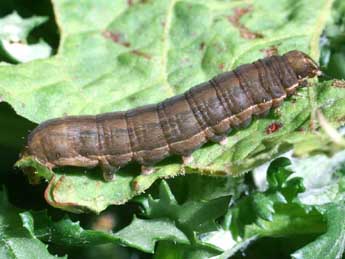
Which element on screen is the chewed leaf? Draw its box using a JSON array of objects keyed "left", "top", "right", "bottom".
[
  {"left": 42, "top": 165, "right": 182, "bottom": 214},
  {"left": 5, "top": 0, "right": 342, "bottom": 213},
  {"left": 15, "top": 155, "right": 54, "bottom": 180}
]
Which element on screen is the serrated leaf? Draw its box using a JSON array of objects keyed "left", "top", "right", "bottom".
[
  {"left": 206, "top": 151, "right": 345, "bottom": 257},
  {"left": 5, "top": 0, "right": 341, "bottom": 213},
  {"left": 224, "top": 157, "right": 306, "bottom": 234},
  {"left": 0, "top": 12, "right": 51, "bottom": 63},
  {"left": 116, "top": 216, "right": 189, "bottom": 253},
  {"left": 139, "top": 180, "right": 229, "bottom": 241},
  {"left": 251, "top": 192, "right": 275, "bottom": 221},
  {"left": 282, "top": 177, "right": 306, "bottom": 201},
  {"left": 185, "top": 151, "right": 345, "bottom": 257},
  {"left": 267, "top": 157, "right": 293, "bottom": 189},
  {"left": 0, "top": 189, "right": 64, "bottom": 259},
  {"left": 203, "top": 158, "right": 327, "bottom": 256},
  {"left": 23, "top": 210, "right": 189, "bottom": 253}
]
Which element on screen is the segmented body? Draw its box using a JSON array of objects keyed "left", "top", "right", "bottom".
[{"left": 23, "top": 50, "right": 320, "bottom": 180}]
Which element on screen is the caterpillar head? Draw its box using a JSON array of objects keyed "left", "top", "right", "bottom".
[{"left": 284, "top": 50, "right": 321, "bottom": 80}]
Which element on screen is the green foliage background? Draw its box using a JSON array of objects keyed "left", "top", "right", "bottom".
[{"left": 0, "top": 0, "right": 345, "bottom": 258}]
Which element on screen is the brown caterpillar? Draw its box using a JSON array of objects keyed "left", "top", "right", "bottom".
[{"left": 20, "top": 50, "right": 321, "bottom": 181}]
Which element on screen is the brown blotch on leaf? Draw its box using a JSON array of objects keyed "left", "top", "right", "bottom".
[
  {"left": 266, "top": 122, "right": 283, "bottom": 134},
  {"left": 332, "top": 79, "right": 345, "bottom": 88},
  {"left": 128, "top": 0, "right": 149, "bottom": 6},
  {"left": 131, "top": 50, "right": 152, "bottom": 60},
  {"left": 228, "top": 6, "right": 263, "bottom": 40},
  {"left": 261, "top": 45, "right": 279, "bottom": 57},
  {"left": 199, "top": 42, "right": 205, "bottom": 50},
  {"left": 218, "top": 63, "right": 225, "bottom": 70},
  {"left": 102, "top": 31, "right": 131, "bottom": 47}
]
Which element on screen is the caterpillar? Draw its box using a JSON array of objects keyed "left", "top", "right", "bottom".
[{"left": 20, "top": 50, "right": 321, "bottom": 181}]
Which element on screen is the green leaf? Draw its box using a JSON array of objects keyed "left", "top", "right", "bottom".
[
  {"left": 1, "top": 0, "right": 334, "bottom": 121},
  {"left": 266, "top": 157, "right": 293, "bottom": 189},
  {"left": 23, "top": 210, "right": 189, "bottom": 254},
  {"left": 138, "top": 180, "right": 229, "bottom": 243},
  {"left": 251, "top": 192, "right": 276, "bottom": 221},
  {"left": 320, "top": 0, "right": 345, "bottom": 79},
  {"left": 225, "top": 157, "right": 306, "bottom": 235},
  {"left": 149, "top": 150, "right": 345, "bottom": 257},
  {"left": 202, "top": 203, "right": 326, "bottom": 259},
  {"left": 292, "top": 203, "right": 345, "bottom": 259},
  {"left": 202, "top": 153, "right": 345, "bottom": 258},
  {"left": 0, "top": 12, "right": 51, "bottom": 63},
  {"left": 0, "top": 188, "right": 64, "bottom": 259},
  {"left": 154, "top": 241, "right": 219, "bottom": 259},
  {"left": 199, "top": 157, "right": 324, "bottom": 256},
  {"left": 115, "top": 216, "right": 189, "bottom": 253},
  {"left": 163, "top": 173, "right": 245, "bottom": 202},
  {"left": 266, "top": 157, "right": 306, "bottom": 202},
  {"left": 7, "top": 0, "right": 341, "bottom": 213}
]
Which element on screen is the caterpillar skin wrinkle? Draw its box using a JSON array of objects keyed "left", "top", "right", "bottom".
[{"left": 21, "top": 50, "right": 321, "bottom": 181}]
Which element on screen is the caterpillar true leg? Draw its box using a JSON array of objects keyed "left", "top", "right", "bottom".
[
  {"left": 219, "top": 137, "right": 228, "bottom": 146},
  {"left": 141, "top": 165, "right": 155, "bottom": 175},
  {"left": 182, "top": 155, "right": 193, "bottom": 164},
  {"left": 99, "top": 157, "right": 117, "bottom": 181}
]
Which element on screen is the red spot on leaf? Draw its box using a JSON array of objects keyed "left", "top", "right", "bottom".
[
  {"left": 218, "top": 63, "right": 225, "bottom": 70},
  {"left": 266, "top": 122, "right": 283, "bottom": 134}
]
